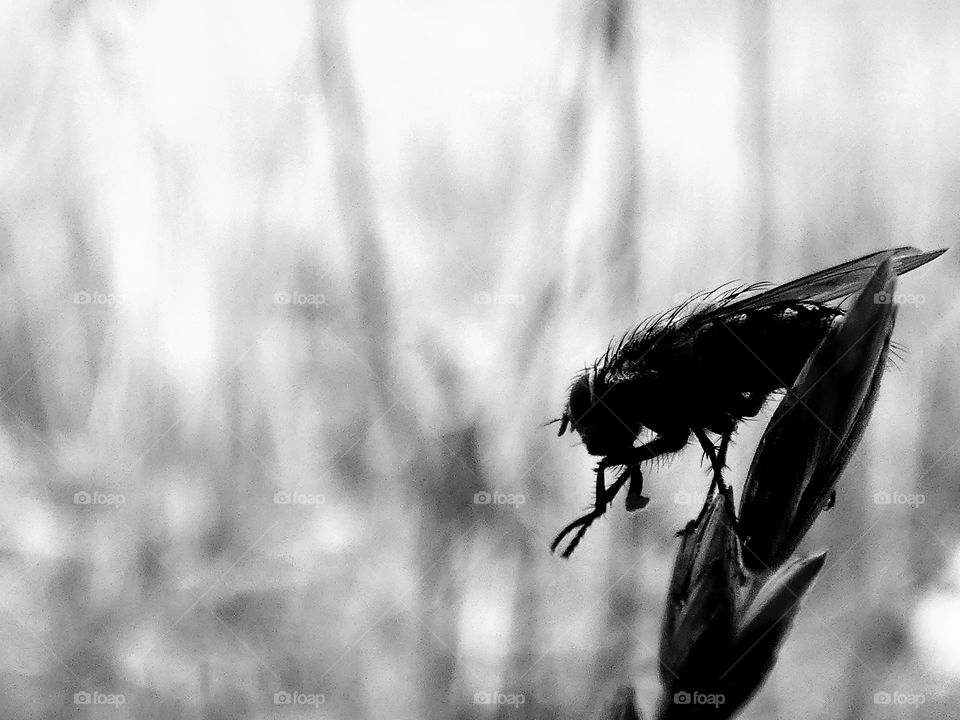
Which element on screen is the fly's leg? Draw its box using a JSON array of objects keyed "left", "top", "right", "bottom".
[
  {"left": 624, "top": 466, "right": 648, "bottom": 512},
  {"left": 551, "top": 432, "right": 688, "bottom": 558},
  {"left": 614, "top": 432, "right": 688, "bottom": 514},
  {"left": 715, "top": 432, "right": 732, "bottom": 505},
  {"left": 693, "top": 428, "right": 733, "bottom": 499},
  {"left": 692, "top": 428, "right": 738, "bottom": 527},
  {"left": 693, "top": 428, "right": 724, "bottom": 494},
  {"left": 550, "top": 459, "right": 630, "bottom": 559}
]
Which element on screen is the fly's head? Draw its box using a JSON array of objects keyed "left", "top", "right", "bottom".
[{"left": 558, "top": 369, "right": 638, "bottom": 456}]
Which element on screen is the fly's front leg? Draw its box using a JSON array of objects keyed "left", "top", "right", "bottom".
[
  {"left": 551, "top": 459, "right": 631, "bottom": 558},
  {"left": 551, "top": 432, "right": 688, "bottom": 558}
]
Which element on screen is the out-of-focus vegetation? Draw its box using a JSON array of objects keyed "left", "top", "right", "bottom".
[{"left": 1, "top": 0, "right": 958, "bottom": 718}]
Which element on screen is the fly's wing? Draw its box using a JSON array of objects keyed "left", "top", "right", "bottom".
[
  {"left": 694, "top": 246, "right": 946, "bottom": 324},
  {"left": 599, "top": 246, "right": 945, "bottom": 384}
]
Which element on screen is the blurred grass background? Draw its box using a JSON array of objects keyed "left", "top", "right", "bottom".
[{"left": 1, "top": 0, "right": 959, "bottom": 718}]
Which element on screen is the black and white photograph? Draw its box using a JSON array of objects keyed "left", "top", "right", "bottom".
[{"left": 3, "top": 1, "right": 959, "bottom": 718}]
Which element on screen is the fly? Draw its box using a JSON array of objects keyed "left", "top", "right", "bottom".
[{"left": 551, "top": 246, "right": 947, "bottom": 558}]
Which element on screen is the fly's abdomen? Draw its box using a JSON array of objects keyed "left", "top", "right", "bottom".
[
  {"left": 734, "top": 302, "right": 839, "bottom": 385},
  {"left": 689, "top": 302, "right": 840, "bottom": 428}
]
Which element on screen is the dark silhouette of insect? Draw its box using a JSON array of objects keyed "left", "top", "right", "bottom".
[{"left": 552, "top": 246, "right": 946, "bottom": 558}]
